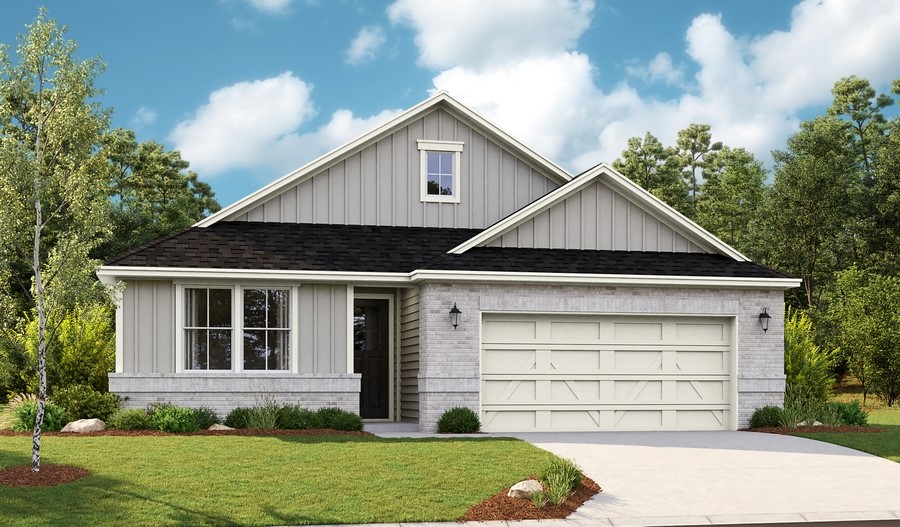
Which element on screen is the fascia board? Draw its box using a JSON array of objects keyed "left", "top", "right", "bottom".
[
  {"left": 410, "top": 269, "right": 802, "bottom": 290},
  {"left": 448, "top": 168, "right": 603, "bottom": 254},
  {"left": 97, "top": 266, "right": 412, "bottom": 284},
  {"left": 195, "top": 91, "right": 572, "bottom": 227}
]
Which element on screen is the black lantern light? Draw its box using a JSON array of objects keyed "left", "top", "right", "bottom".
[
  {"left": 759, "top": 308, "right": 771, "bottom": 333},
  {"left": 449, "top": 302, "right": 462, "bottom": 329}
]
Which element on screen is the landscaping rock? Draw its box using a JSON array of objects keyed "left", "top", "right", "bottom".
[
  {"left": 208, "top": 423, "right": 234, "bottom": 431},
  {"left": 507, "top": 479, "right": 543, "bottom": 499},
  {"left": 61, "top": 418, "right": 106, "bottom": 433}
]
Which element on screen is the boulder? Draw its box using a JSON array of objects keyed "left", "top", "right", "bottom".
[
  {"left": 208, "top": 423, "right": 234, "bottom": 431},
  {"left": 507, "top": 479, "right": 543, "bottom": 499},
  {"left": 61, "top": 418, "right": 106, "bottom": 433}
]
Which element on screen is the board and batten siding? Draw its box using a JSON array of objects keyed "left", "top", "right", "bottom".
[
  {"left": 119, "top": 281, "right": 348, "bottom": 375},
  {"left": 233, "top": 109, "right": 560, "bottom": 229},
  {"left": 485, "top": 180, "right": 709, "bottom": 252},
  {"left": 399, "top": 287, "right": 421, "bottom": 422}
]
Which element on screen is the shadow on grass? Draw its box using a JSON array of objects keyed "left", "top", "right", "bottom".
[{"left": 793, "top": 423, "right": 900, "bottom": 462}]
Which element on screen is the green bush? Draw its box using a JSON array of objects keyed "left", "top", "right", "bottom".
[
  {"left": 152, "top": 405, "right": 199, "bottom": 433},
  {"left": 224, "top": 407, "right": 253, "bottom": 429},
  {"left": 192, "top": 407, "right": 221, "bottom": 429},
  {"left": 436, "top": 406, "right": 481, "bottom": 433},
  {"left": 108, "top": 408, "right": 153, "bottom": 430},
  {"left": 246, "top": 396, "right": 280, "bottom": 430},
  {"left": 277, "top": 404, "right": 323, "bottom": 429},
  {"left": 53, "top": 384, "right": 120, "bottom": 421},
  {"left": 538, "top": 457, "right": 583, "bottom": 506},
  {"left": 749, "top": 405, "right": 784, "bottom": 429},
  {"left": 12, "top": 400, "right": 69, "bottom": 432},
  {"left": 784, "top": 307, "right": 835, "bottom": 403},
  {"left": 315, "top": 407, "right": 363, "bottom": 431},
  {"left": 827, "top": 401, "right": 868, "bottom": 426}
]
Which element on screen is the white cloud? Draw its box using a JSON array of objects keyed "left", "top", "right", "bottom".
[
  {"left": 130, "top": 106, "right": 157, "bottom": 127},
  {"left": 393, "top": 0, "right": 900, "bottom": 173},
  {"left": 387, "top": 0, "right": 594, "bottom": 69},
  {"left": 625, "top": 52, "right": 686, "bottom": 87},
  {"left": 170, "top": 72, "right": 403, "bottom": 177},
  {"left": 246, "top": 0, "right": 292, "bottom": 15},
  {"left": 345, "top": 26, "right": 386, "bottom": 65}
]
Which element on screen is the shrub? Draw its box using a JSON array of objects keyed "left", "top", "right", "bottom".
[
  {"left": 277, "top": 404, "right": 323, "bottom": 430},
  {"left": 225, "top": 407, "right": 254, "bottom": 429},
  {"left": 784, "top": 307, "right": 835, "bottom": 403},
  {"left": 145, "top": 401, "right": 172, "bottom": 417},
  {"left": 315, "top": 407, "right": 363, "bottom": 431},
  {"left": 55, "top": 303, "right": 116, "bottom": 392},
  {"left": 152, "top": 405, "right": 199, "bottom": 433},
  {"left": 538, "top": 457, "right": 582, "bottom": 506},
  {"left": 108, "top": 408, "right": 153, "bottom": 430},
  {"left": 827, "top": 401, "right": 868, "bottom": 426},
  {"left": 749, "top": 405, "right": 783, "bottom": 429},
  {"left": 53, "top": 384, "right": 120, "bottom": 421},
  {"left": 246, "top": 396, "right": 280, "bottom": 430},
  {"left": 192, "top": 407, "right": 221, "bottom": 429},
  {"left": 436, "top": 406, "right": 480, "bottom": 433},
  {"left": 12, "top": 400, "right": 69, "bottom": 432}
]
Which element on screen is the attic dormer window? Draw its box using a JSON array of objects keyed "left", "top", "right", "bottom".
[{"left": 418, "top": 140, "right": 463, "bottom": 203}]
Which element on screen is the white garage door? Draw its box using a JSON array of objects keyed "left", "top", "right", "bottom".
[{"left": 481, "top": 314, "right": 734, "bottom": 432}]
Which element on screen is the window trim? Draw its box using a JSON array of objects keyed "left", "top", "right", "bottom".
[
  {"left": 174, "top": 283, "right": 299, "bottom": 373},
  {"left": 418, "top": 140, "right": 463, "bottom": 204},
  {"left": 239, "top": 287, "right": 292, "bottom": 373}
]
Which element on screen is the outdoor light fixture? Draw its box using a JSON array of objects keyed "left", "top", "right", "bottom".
[
  {"left": 759, "top": 308, "right": 771, "bottom": 333},
  {"left": 449, "top": 302, "right": 462, "bottom": 329}
]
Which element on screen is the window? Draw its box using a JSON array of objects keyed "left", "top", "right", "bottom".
[
  {"left": 243, "top": 289, "right": 290, "bottom": 371},
  {"left": 184, "top": 288, "right": 232, "bottom": 370},
  {"left": 418, "top": 140, "right": 463, "bottom": 203}
]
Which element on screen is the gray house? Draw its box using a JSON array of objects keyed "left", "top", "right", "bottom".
[{"left": 97, "top": 92, "right": 798, "bottom": 432}]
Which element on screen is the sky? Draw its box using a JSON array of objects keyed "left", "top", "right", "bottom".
[{"left": 2, "top": 0, "right": 900, "bottom": 206}]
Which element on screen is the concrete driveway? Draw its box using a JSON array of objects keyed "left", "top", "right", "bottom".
[{"left": 503, "top": 431, "right": 900, "bottom": 526}]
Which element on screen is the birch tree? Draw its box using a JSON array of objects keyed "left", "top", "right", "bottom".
[{"left": 0, "top": 10, "right": 110, "bottom": 471}]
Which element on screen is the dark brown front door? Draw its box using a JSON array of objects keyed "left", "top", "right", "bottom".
[{"left": 353, "top": 299, "right": 389, "bottom": 419}]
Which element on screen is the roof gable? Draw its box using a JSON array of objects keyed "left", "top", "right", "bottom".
[
  {"left": 195, "top": 91, "right": 572, "bottom": 227},
  {"left": 450, "top": 163, "right": 750, "bottom": 261}
]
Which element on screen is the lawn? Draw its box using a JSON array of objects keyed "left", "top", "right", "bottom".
[
  {"left": 0, "top": 405, "right": 12, "bottom": 430},
  {"left": 0, "top": 434, "right": 553, "bottom": 527},
  {"left": 792, "top": 377, "right": 900, "bottom": 463}
]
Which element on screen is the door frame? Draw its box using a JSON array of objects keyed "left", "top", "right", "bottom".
[{"left": 352, "top": 292, "right": 395, "bottom": 422}]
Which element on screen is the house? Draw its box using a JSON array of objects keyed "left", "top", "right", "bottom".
[{"left": 97, "top": 92, "right": 799, "bottom": 432}]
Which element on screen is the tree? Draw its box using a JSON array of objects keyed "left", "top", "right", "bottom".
[
  {"left": 827, "top": 75, "right": 893, "bottom": 178},
  {"left": 612, "top": 132, "right": 688, "bottom": 213},
  {"left": 95, "top": 128, "right": 220, "bottom": 260},
  {"left": 783, "top": 307, "right": 835, "bottom": 403},
  {"left": 866, "top": 80, "right": 900, "bottom": 273},
  {"left": 675, "top": 123, "right": 723, "bottom": 217},
  {"left": 0, "top": 10, "right": 111, "bottom": 471},
  {"left": 695, "top": 147, "right": 766, "bottom": 257},
  {"left": 763, "top": 116, "right": 857, "bottom": 308}
]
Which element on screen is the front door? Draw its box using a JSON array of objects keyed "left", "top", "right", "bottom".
[{"left": 353, "top": 299, "right": 389, "bottom": 419}]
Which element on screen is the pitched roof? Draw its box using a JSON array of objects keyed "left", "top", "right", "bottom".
[
  {"left": 105, "top": 222, "right": 787, "bottom": 279},
  {"left": 193, "top": 91, "right": 573, "bottom": 227}
]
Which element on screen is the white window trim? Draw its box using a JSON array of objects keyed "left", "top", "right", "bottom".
[
  {"left": 418, "top": 140, "right": 463, "bottom": 204},
  {"left": 175, "top": 283, "right": 299, "bottom": 373}
]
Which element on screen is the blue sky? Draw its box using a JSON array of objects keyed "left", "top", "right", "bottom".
[{"left": 3, "top": 0, "right": 899, "bottom": 206}]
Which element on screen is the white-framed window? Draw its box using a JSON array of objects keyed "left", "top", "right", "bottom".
[
  {"left": 184, "top": 287, "right": 233, "bottom": 370},
  {"left": 418, "top": 140, "right": 463, "bottom": 203},
  {"left": 177, "top": 285, "right": 294, "bottom": 372},
  {"left": 242, "top": 288, "right": 290, "bottom": 371}
]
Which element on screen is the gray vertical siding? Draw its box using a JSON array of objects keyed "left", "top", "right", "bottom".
[
  {"left": 399, "top": 287, "right": 420, "bottom": 422},
  {"left": 122, "top": 280, "right": 175, "bottom": 374},
  {"left": 298, "top": 284, "right": 348, "bottom": 374},
  {"left": 487, "top": 180, "right": 708, "bottom": 252},
  {"left": 233, "top": 109, "right": 560, "bottom": 229}
]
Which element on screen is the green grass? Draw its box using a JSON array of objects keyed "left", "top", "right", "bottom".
[
  {"left": 791, "top": 377, "right": 900, "bottom": 463},
  {"left": 0, "top": 434, "right": 553, "bottom": 526},
  {"left": 0, "top": 405, "right": 13, "bottom": 431}
]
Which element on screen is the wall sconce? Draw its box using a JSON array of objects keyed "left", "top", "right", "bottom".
[
  {"left": 449, "top": 302, "right": 462, "bottom": 329},
  {"left": 758, "top": 308, "right": 771, "bottom": 333}
]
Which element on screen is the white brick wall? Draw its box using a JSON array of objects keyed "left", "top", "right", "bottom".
[{"left": 417, "top": 283, "right": 786, "bottom": 431}]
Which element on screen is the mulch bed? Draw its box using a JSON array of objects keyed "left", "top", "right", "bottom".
[
  {"left": 0, "top": 464, "right": 90, "bottom": 487},
  {"left": 0, "top": 428, "right": 371, "bottom": 437},
  {"left": 459, "top": 476, "right": 601, "bottom": 522},
  {"left": 749, "top": 425, "right": 883, "bottom": 434}
]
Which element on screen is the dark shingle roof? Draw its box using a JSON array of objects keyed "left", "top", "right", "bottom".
[{"left": 105, "top": 222, "right": 789, "bottom": 279}]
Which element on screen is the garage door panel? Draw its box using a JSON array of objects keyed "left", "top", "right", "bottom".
[{"left": 482, "top": 314, "right": 734, "bottom": 432}]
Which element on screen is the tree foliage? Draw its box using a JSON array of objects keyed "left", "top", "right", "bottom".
[
  {"left": 612, "top": 132, "right": 688, "bottom": 213},
  {"left": 675, "top": 123, "right": 723, "bottom": 217},
  {"left": 783, "top": 307, "right": 835, "bottom": 403}
]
